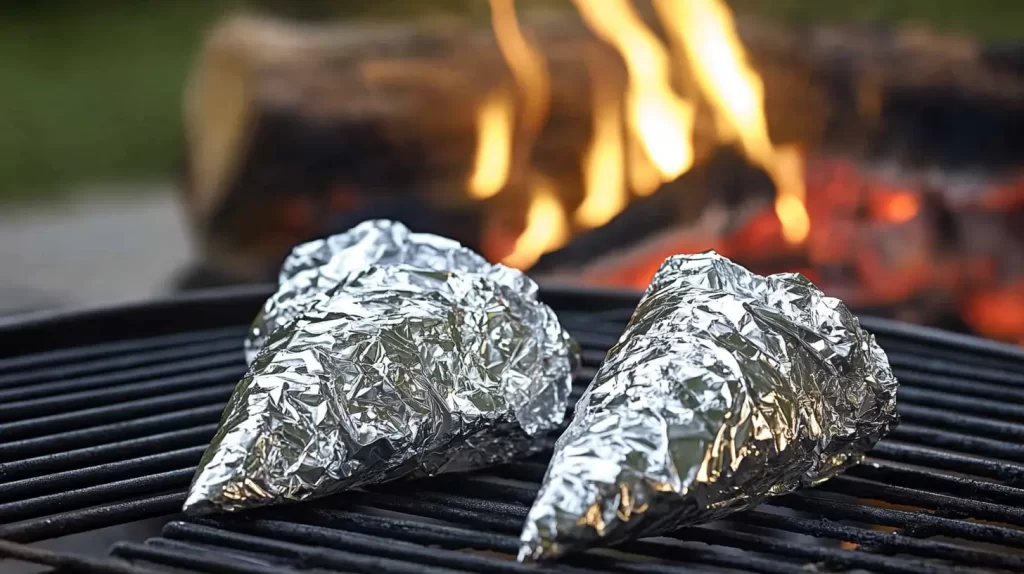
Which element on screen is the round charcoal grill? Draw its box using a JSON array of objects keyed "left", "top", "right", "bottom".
[{"left": 1, "top": 285, "right": 1024, "bottom": 573}]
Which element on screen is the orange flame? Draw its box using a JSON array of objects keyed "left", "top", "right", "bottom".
[
  {"left": 489, "top": 0, "right": 550, "bottom": 144},
  {"left": 877, "top": 191, "right": 921, "bottom": 223},
  {"left": 571, "top": 0, "right": 694, "bottom": 182},
  {"left": 502, "top": 174, "right": 570, "bottom": 269},
  {"left": 771, "top": 145, "right": 811, "bottom": 244},
  {"left": 654, "top": 0, "right": 809, "bottom": 244},
  {"left": 575, "top": 52, "right": 627, "bottom": 229},
  {"left": 628, "top": 134, "right": 664, "bottom": 197},
  {"left": 468, "top": 89, "right": 514, "bottom": 199}
]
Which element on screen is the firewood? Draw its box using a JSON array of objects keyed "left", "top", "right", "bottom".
[{"left": 181, "top": 12, "right": 1024, "bottom": 282}]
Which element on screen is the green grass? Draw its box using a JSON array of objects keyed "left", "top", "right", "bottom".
[
  {"left": 0, "top": 2, "right": 240, "bottom": 201},
  {"left": 0, "top": 1, "right": 1020, "bottom": 202}
]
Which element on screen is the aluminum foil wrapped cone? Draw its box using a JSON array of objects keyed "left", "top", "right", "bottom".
[
  {"left": 519, "top": 252, "right": 898, "bottom": 561},
  {"left": 185, "top": 220, "right": 576, "bottom": 514}
]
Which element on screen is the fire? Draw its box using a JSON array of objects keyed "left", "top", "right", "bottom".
[
  {"left": 470, "top": 0, "right": 550, "bottom": 201},
  {"left": 489, "top": 0, "right": 549, "bottom": 144},
  {"left": 654, "top": 0, "right": 810, "bottom": 245},
  {"left": 628, "top": 135, "right": 664, "bottom": 197},
  {"left": 468, "top": 89, "right": 514, "bottom": 199},
  {"left": 484, "top": 0, "right": 812, "bottom": 269},
  {"left": 771, "top": 145, "right": 811, "bottom": 244},
  {"left": 877, "top": 191, "right": 921, "bottom": 223},
  {"left": 575, "top": 52, "right": 627, "bottom": 229},
  {"left": 502, "top": 174, "right": 570, "bottom": 270},
  {"left": 571, "top": 0, "right": 694, "bottom": 182}
]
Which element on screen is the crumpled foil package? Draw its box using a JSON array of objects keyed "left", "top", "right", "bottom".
[
  {"left": 184, "top": 220, "right": 577, "bottom": 514},
  {"left": 519, "top": 252, "right": 899, "bottom": 561}
]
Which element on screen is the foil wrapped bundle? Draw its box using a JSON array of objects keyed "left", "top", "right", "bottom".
[
  {"left": 185, "top": 220, "right": 576, "bottom": 514},
  {"left": 519, "top": 252, "right": 898, "bottom": 560}
]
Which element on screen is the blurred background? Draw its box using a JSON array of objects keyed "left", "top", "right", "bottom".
[{"left": 1, "top": 0, "right": 1023, "bottom": 344}]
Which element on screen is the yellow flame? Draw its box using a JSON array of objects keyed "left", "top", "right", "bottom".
[
  {"left": 628, "top": 134, "right": 663, "bottom": 197},
  {"left": 772, "top": 145, "right": 811, "bottom": 244},
  {"left": 468, "top": 89, "right": 515, "bottom": 199},
  {"left": 572, "top": 0, "right": 694, "bottom": 182},
  {"left": 489, "top": 0, "right": 550, "bottom": 142},
  {"left": 575, "top": 55, "right": 627, "bottom": 229},
  {"left": 502, "top": 174, "right": 571, "bottom": 270},
  {"left": 654, "top": 0, "right": 809, "bottom": 244}
]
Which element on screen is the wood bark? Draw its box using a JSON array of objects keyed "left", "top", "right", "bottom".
[{"left": 181, "top": 12, "right": 1024, "bottom": 281}]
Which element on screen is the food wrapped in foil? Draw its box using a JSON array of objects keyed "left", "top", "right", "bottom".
[
  {"left": 185, "top": 220, "right": 576, "bottom": 514},
  {"left": 519, "top": 252, "right": 898, "bottom": 561}
]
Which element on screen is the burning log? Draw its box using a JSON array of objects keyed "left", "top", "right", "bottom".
[
  {"left": 178, "top": 7, "right": 1024, "bottom": 345},
  {"left": 530, "top": 147, "right": 774, "bottom": 276}
]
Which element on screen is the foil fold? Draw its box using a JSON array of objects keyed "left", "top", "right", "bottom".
[
  {"left": 185, "top": 220, "right": 576, "bottom": 514},
  {"left": 519, "top": 252, "right": 898, "bottom": 561}
]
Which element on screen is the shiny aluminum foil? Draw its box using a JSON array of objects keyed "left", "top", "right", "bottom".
[
  {"left": 185, "top": 220, "right": 576, "bottom": 514},
  {"left": 519, "top": 251, "right": 898, "bottom": 561}
]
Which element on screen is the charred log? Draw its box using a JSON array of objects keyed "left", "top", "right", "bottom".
[
  {"left": 180, "top": 13, "right": 1024, "bottom": 283},
  {"left": 530, "top": 147, "right": 774, "bottom": 274}
]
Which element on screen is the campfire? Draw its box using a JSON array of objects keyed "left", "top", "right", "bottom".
[{"left": 180, "top": 1, "right": 1024, "bottom": 345}]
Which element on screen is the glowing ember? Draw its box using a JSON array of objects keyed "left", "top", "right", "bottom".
[
  {"left": 468, "top": 89, "right": 514, "bottom": 199},
  {"left": 655, "top": 0, "right": 809, "bottom": 245},
  {"left": 502, "top": 174, "right": 570, "bottom": 270},
  {"left": 575, "top": 52, "right": 627, "bottom": 229},
  {"left": 571, "top": 0, "right": 694, "bottom": 182},
  {"left": 877, "top": 191, "right": 921, "bottom": 223}
]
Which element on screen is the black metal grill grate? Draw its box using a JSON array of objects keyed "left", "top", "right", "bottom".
[{"left": 2, "top": 285, "right": 1024, "bottom": 573}]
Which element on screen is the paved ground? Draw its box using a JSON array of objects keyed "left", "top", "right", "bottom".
[
  {"left": 0, "top": 186, "right": 192, "bottom": 569},
  {"left": 0, "top": 185, "right": 193, "bottom": 317}
]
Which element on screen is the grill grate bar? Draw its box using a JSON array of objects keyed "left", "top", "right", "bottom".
[
  {"left": 741, "top": 510, "right": 1024, "bottom": 571},
  {"left": 589, "top": 539, "right": 811, "bottom": 574},
  {"left": 896, "top": 402, "right": 1024, "bottom": 441},
  {"left": 664, "top": 526, "right": 965, "bottom": 574},
  {"left": 0, "top": 425, "right": 217, "bottom": 480},
  {"left": 346, "top": 483, "right": 1024, "bottom": 558},
  {"left": 0, "top": 366, "right": 244, "bottom": 422},
  {"left": 884, "top": 352, "right": 1024, "bottom": 387},
  {"left": 290, "top": 508, "right": 521, "bottom": 553},
  {"left": 897, "top": 385, "right": 1024, "bottom": 421},
  {"left": 0, "top": 352, "right": 244, "bottom": 405},
  {"left": 894, "top": 369, "right": 1024, "bottom": 404},
  {"left": 0, "top": 405, "right": 224, "bottom": 462},
  {"left": 889, "top": 423, "right": 1024, "bottom": 463},
  {"left": 180, "top": 511, "right": 808, "bottom": 574},
  {"left": 849, "top": 459, "right": 1024, "bottom": 506},
  {"left": 0, "top": 468, "right": 194, "bottom": 524},
  {"left": 0, "top": 538, "right": 155, "bottom": 574},
  {"left": 817, "top": 474, "right": 1024, "bottom": 527},
  {"left": 778, "top": 493, "right": 1024, "bottom": 548},
  {"left": 0, "top": 338, "right": 243, "bottom": 390},
  {"left": 866, "top": 339, "right": 1024, "bottom": 373},
  {"left": 0, "top": 385, "right": 235, "bottom": 443},
  {"left": 0, "top": 446, "right": 205, "bottom": 504},
  {"left": 355, "top": 492, "right": 525, "bottom": 534},
  {"left": 0, "top": 326, "right": 244, "bottom": 376},
  {"left": 328, "top": 488, "right": 1006, "bottom": 574},
  {"left": 109, "top": 541, "right": 294, "bottom": 574},
  {"left": 121, "top": 531, "right": 478, "bottom": 574},
  {"left": 3, "top": 293, "right": 1024, "bottom": 573},
  {"left": 165, "top": 519, "right": 603, "bottom": 574},
  {"left": 0, "top": 492, "right": 185, "bottom": 543},
  {"left": 858, "top": 316, "right": 1024, "bottom": 363},
  {"left": 420, "top": 474, "right": 541, "bottom": 506},
  {"left": 868, "top": 440, "right": 1024, "bottom": 484}
]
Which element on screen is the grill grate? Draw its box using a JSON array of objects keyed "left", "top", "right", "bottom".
[{"left": 1, "top": 286, "right": 1024, "bottom": 573}]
